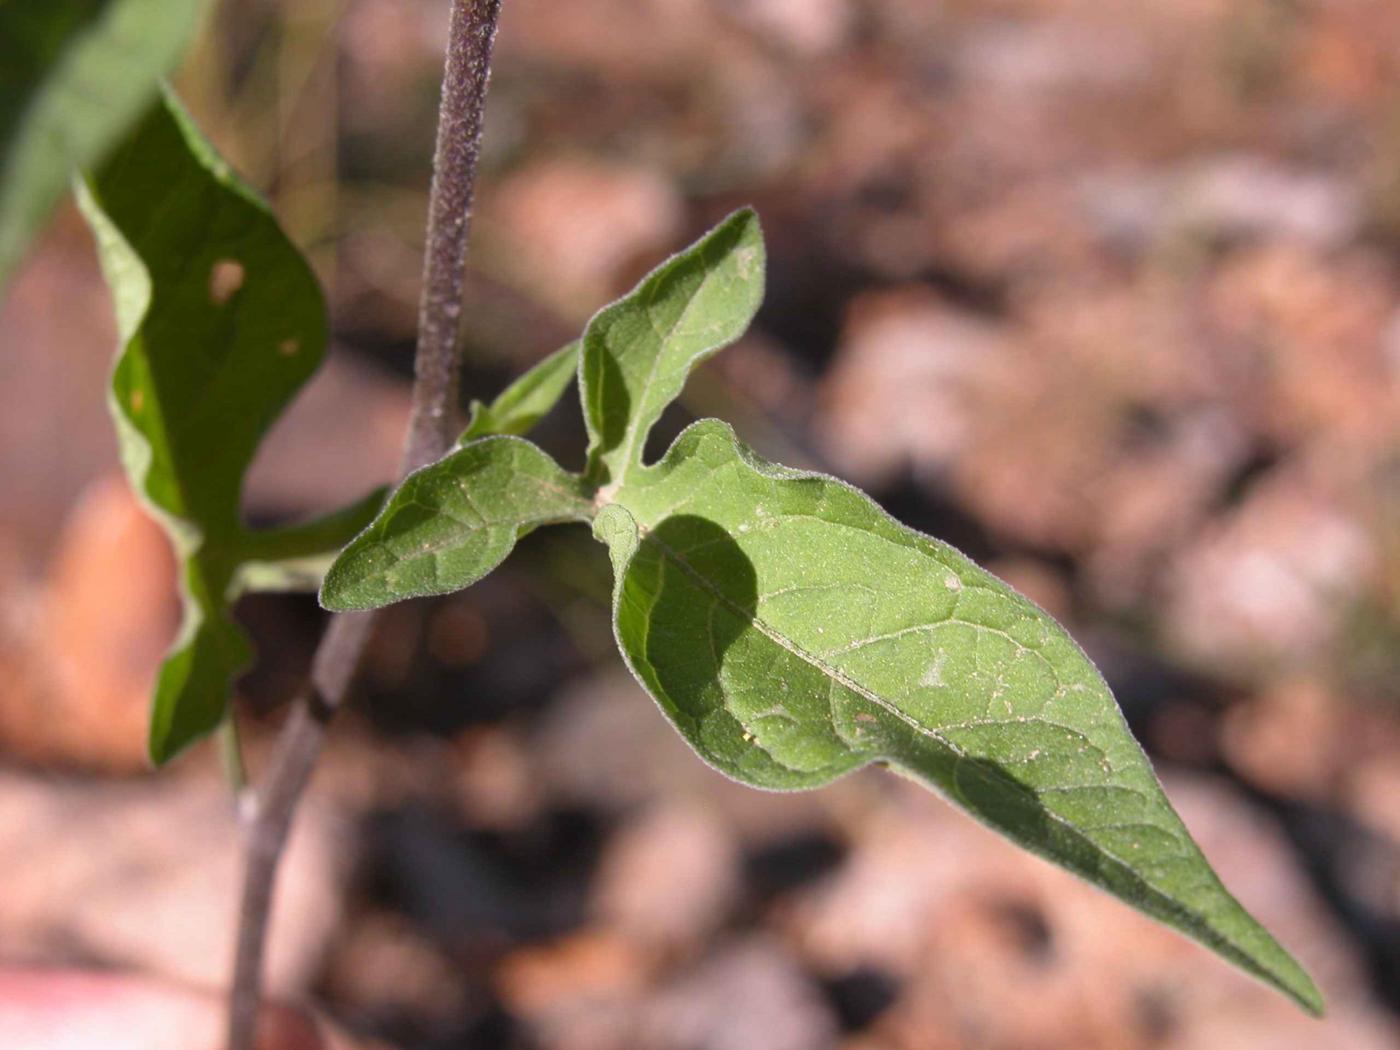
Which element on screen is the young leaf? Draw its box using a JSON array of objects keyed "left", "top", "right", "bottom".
[
  {"left": 321, "top": 437, "right": 592, "bottom": 611},
  {"left": 0, "top": 0, "right": 205, "bottom": 290},
  {"left": 461, "top": 340, "right": 580, "bottom": 441},
  {"left": 580, "top": 208, "right": 764, "bottom": 489},
  {"left": 79, "top": 91, "right": 383, "bottom": 764},
  {"left": 592, "top": 419, "right": 1322, "bottom": 1013}
]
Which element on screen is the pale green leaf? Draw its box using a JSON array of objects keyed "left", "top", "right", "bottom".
[
  {"left": 320, "top": 437, "right": 592, "bottom": 611},
  {"left": 0, "top": 0, "right": 205, "bottom": 291},
  {"left": 595, "top": 418, "right": 1323, "bottom": 1015},
  {"left": 79, "top": 91, "right": 381, "bottom": 764},
  {"left": 461, "top": 340, "right": 580, "bottom": 441},
  {"left": 581, "top": 208, "right": 764, "bottom": 489}
]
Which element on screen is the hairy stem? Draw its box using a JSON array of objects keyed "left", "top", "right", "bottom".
[
  {"left": 400, "top": 0, "right": 502, "bottom": 476},
  {"left": 226, "top": 3, "right": 503, "bottom": 1047}
]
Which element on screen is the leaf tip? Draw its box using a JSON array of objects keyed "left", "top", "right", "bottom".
[
  {"left": 1282, "top": 965, "right": 1326, "bottom": 1018},
  {"left": 146, "top": 724, "right": 175, "bottom": 768},
  {"left": 317, "top": 565, "right": 358, "bottom": 612},
  {"left": 720, "top": 205, "right": 765, "bottom": 275},
  {"left": 592, "top": 502, "right": 640, "bottom": 577},
  {"left": 460, "top": 400, "right": 489, "bottom": 443}
]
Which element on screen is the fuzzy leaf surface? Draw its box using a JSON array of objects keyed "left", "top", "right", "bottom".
[
  {"left": 581, "top": 208, "right": 764, "bottom": 488},
  {"left": 0, "top": 0, "right": 204, "bottom": 290},
  {"left": 595, "top": 418, "right": 1323, "bottom": 1015},
  {"left": 80, "top": 92, "right": 382, "bottom": 763},
  {"left": 461, "top": 340, "right": 580, "bottom": 441},
  {"left": 321, "top": 437, "right": 591, "bottom": 611}
]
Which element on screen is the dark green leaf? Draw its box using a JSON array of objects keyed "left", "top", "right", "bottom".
[
  {"left": 0, "top": 0, "right": 204, "bottom": 290},
  {"left": 79, "top": 91, "right": 381, "bottom": 764}
]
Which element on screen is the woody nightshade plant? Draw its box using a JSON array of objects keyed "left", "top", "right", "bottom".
[{"left": 0, "top": 0, "right": 1325, "bottom": 1045}]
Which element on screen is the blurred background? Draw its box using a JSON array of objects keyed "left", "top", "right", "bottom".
[{"left": 2, "top": 0, "right": 1399, "bottom": 1046}]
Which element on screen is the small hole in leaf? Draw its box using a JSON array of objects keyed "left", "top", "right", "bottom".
[
  {"left": 129, "top": 389, "right": 144, "bottom": 413},
  {"left": 208, "top": 259, "right": 245, "bottom": 304},
  {"left": 278, "top": 338, "right": 300, "bottom": 356}
]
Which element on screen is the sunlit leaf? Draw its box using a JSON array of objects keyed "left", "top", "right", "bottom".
[
  {"left": 321, "top": 436, "right": 591, "bottom": 611},
  {"left": 580, "top": 208, "right": 764, "bottom": 489},
  {"left": 594, "top": 418, "right": 1323, "bottom": 1014},
  {"left": 319, "top": 209, "right": 1323, "bottom": 1014}
]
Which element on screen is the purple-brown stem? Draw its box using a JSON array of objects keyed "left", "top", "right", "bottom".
[{"left": 226, "top": 4, "right": 503, "bottom": 1047}]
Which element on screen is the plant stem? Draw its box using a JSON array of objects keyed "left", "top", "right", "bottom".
[
  {"left": 400, "top": 0, "right": 502, "bottom": 477},
  {"left": 226, "top": 3, "right": 503, "bottom": 1047}
]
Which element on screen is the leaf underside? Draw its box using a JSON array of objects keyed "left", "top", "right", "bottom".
[
  {"left": 0, "top": 0, "right": 205, "bottom": 291},
  {"left": 321, "top": 207, "right": 1322, "bottom": 1014},
  {"left": 81, "top": 91, "right": 381, "bottom": 764}
]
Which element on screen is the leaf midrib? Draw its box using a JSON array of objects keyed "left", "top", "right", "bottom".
[
  {"left": 607, "top": 235, "right": 717, "bottom": 481},
  {"left": 635, "top": 527, "right": 1290, "bottom": 991}
]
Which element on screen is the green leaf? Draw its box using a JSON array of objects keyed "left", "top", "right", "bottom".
[
  {"left": 320, "top": 437, "right": 592, "bottom": 611},
  {"left": 0, "top": 0, "right": 205, "bottom": 291},
  {"left": 594, "top": 418, "right": 1322, "bottom": 1015},
  {"left": 581, "top": 208, "right": 764, "bottom": 489},
  {"left": 79, "top": 91, "right": 381, "bottom": 764},
  {"left": 316, "top": 207, "right": 1321, "bottom": 1013},
  {"left": 461, "top": 340, "right": 580, "bottom": 441}
]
